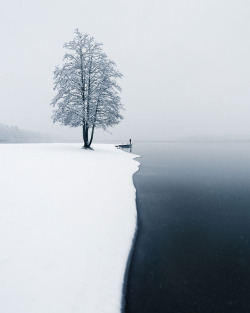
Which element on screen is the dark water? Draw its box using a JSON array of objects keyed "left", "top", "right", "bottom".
[{"left": 125, "top": 142, "right": 250, "bottom": 313}]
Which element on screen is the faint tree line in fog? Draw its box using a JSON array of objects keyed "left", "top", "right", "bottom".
[{"left": 0, "top": 124, "right": 42, "bottom": 142}]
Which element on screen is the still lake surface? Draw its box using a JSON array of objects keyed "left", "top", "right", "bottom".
[{"left": 125, "top": 142, "right": 250, "bottom": 313}]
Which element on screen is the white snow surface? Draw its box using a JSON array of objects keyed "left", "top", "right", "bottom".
[{"left": 0, "top": 143, "right": 139, "bottom": 313}]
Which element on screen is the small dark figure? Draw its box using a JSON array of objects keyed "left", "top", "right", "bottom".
[{"left": 129, "top": 139, "right": 131, "bottom": 145}]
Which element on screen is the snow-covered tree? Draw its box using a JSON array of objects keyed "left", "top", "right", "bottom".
[{"left": 51, "top": 30, "right": 123, "bottom": 148}]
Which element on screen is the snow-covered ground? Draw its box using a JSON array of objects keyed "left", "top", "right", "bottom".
[{"left": 0, "top": 143, "right": 139, "bottom": 313}]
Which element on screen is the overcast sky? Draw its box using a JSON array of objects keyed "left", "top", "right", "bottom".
[{"left": 0, "top": 0, "right": 250, "bottom": 141}]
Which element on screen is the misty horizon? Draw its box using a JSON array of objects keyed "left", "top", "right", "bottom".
[{"left": 1, "top": 0, "right": 250, "bottom": 142}]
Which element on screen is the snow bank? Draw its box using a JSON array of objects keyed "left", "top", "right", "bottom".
[{"left": 0, "top": 143, "right": 139, "bottom": 313}]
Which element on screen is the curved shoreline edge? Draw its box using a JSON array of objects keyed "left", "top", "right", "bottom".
[{"left": 120, "top": 155, "right": 141, "bottom": 313}]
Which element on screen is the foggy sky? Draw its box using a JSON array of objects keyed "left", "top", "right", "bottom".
[{"left": 1, "top": 0, "right": 250, "bottom": 141}]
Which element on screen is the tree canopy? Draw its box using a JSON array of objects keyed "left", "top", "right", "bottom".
[{"left": 51, "top": 30, "right": 123, "bottom": 148}]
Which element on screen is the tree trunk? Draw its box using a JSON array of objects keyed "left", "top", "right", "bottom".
[
  {"left": 88, "top": 125, "right": 95, "bottom": 147},
  {"left": 88, "top": 99, "right": 99, "bottom": 148},
  {"left": 85, "top": 126, "right": 89, "bottom": 147},
  {"left": 82, "top": 125, "right": 89, "bottom": 148}
]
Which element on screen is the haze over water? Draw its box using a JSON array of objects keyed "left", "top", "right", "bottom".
[{"left": 126, "top": 142, "right": 250, "bottom": 313}]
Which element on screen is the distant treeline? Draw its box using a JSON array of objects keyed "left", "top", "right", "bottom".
[{"left": 0, "top": 124, "right": 43, "bottom": 143}]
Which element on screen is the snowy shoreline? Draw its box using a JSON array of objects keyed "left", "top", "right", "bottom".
[
  {"left": 120, "top": 153, "right": 141, "bottom": 312},
  {"left": 0, "top": 143, "right": 140, "bottom": 313}
]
